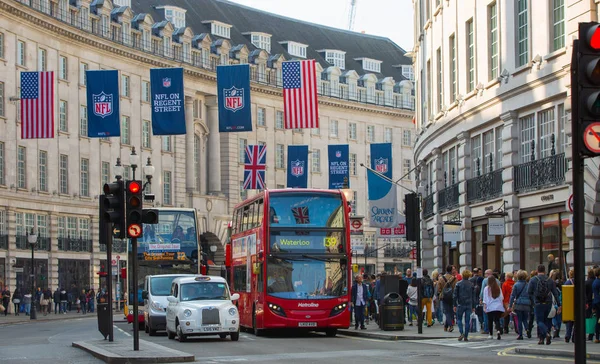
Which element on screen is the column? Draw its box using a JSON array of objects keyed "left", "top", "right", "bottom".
[
  {"left": 48, "top": 213, "right": 59, "bottom": 291},
  {"left": 205, "top": 96, "right": 221, "bottom": 195},
  {"left": 185, "top": 96, "right": 195, "bottom": 193},
  {"left": 431, "top": 148, "right": 444, "bottom": 271},
  {"left": 500, "top": 111, "right": 520, "bottom": 273},
  {"left": 200, "top": 133, "right": 208, "bottom": 195},
  {"left": 90, "top": 214, "right": 100, "bottom": 290},
  {"left": 457, "top": 132, "right": 472, "bottom": 270},
  {"left": 6, "top": 208, "right": 16, "bottom": 291}
]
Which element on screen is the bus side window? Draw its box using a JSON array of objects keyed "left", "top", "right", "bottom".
[
  {"left": 232, "top": 209, "right": 238, "bottom": 235},
  {"left": 256, "top": 263, "right": 263, "bottom": 292},
  {"left": 257, "top": 199, "right": 264, "bottom": 225}
]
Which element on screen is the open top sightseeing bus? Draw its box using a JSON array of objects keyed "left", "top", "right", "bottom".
[{"left": 226, "top": 189, "right": 352, "bottom": 337}]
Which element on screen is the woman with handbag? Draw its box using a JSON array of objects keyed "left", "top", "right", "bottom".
[
  {"left": 483, "top": 275, "right": 505, "bottom": 340},
  {"left": 40, "top": 290, "right": 49, "bottom": 316},
  {"left": 509, "top": 270, "right": 531, "bottom": 340},
  {"left": 12, "top": 288, "right": 22, "bottom": 316}
]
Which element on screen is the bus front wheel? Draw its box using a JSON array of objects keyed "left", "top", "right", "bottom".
[{"left": 252, "top": 310, "right": 263, "bottom": 337}]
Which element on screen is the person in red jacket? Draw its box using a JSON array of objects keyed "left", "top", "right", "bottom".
[{"left": 501, "top": 272, "right": 515, "bottom": 334}]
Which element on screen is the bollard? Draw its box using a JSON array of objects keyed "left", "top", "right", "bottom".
[{"left": 562, "top": 284, "right": 574, "bottom": 322}]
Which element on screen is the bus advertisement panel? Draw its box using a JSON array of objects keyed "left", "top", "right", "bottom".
[{"left": 228, "top": 189, "right": 351, "bottom": 337}]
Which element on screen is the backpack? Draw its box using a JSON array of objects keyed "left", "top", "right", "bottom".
[
  {"left": 422, "top": 276, "right": 434, "bottom": 298},
  {"left": 535, "top": 276, "right": 551, "bottom": 303},
  {"left": 441, "top": 276, "right": 454, "bottom": 304}
]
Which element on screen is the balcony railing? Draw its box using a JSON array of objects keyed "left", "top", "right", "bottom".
[
  {"left": 423, "top": 194, "right": 434, "bottom": 219},
  {"left": 514, "top": 153, "right": 566, "bottom": 193},
  {"left": 438, "top": 183, "right": 459, "bottom": 212},
  {"left": 0, "top": 235, "right": 7, "bottom": 250},
  {"left": 100, "top": 240, "right": 127, "bottom": 254},
  {"left": 356, "top": 249, "right": 377, "bottom": 258},
  {"left": 383, "top": 247, "right": 414, "bottom": 258},
  {"left": 467, "top": 169, "right": 504, "bottom": 203},
  {"left": 15, "top": 236, "right": 51, "bottom": 251},
  {"left": 58, "top": 238, "right": 93, "bottom": 252}
]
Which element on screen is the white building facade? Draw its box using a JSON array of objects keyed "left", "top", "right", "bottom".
[
  {"left": 412, "top": 0, "right": 600, "bottom": 274},
  {"left": 0, "top": 0, "right": 415, "bottom": 292}
]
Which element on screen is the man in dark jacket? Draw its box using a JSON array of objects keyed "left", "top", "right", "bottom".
[
  {"left": 351, "top": 275, "right": 369, "bottom": 330},
  {"left": 453, "top": 270, "right": 476, "bottom": 341},
  {"left": 528, "top": 264, "right": 561, "bottom": 345},
  {"left": 586, "top": 268, "right": 596, "bottom": 341},
  {"left": 53, "top": 288, "right": 60, "bottom": 314}
]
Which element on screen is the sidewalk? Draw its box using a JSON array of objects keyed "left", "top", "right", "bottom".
[
  {"left": 338, "top": 320, "right": 457, "bottom": 340},
  {"left": 73, "top": 339, "right": 194, "bottom": 363},
  {"left": 0, "top": 309, "right": 127, "bottom": 326},
  {"left": 514, "top": 340, "right": 600, "bottom": 360}
]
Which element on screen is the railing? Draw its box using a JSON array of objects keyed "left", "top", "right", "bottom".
[
  {"left": 0, "top": 235, "right": 7, "bottom": 249},
  {"left": 467, "top": 169, "right": 504, "bottom": 203},
  {"left": 18, "top": 0, "right": 415, "bottom": 112},
  {"left": 383, "top": 247, "right": 413, "bottom": 258},
  {"left": 514, "top": 153, "right": 566, "bottom": 193},
  {"left": 100, "top": 240, "right": 127, "bottom": 254},
  {"left": 58, "top": 238, "right": 93, "bottom": 252},
  {"left": 15, "top": 235, "right": 51, "bottom": 251},
  {"left": 438, "top": 183, "right": 459, "bottom": 212},
  {"left": 356, "top": 249, "right": 377, "bottom": 258},
  {"left": 423, "top": 194, "right": 434, "bottom": 219}
]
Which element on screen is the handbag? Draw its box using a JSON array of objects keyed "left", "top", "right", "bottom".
[
  {"left": 587, "top": 315, "right": 597, "bottom": 335},
  {"left": 12, "top": 298, "right": 20, "bottom": 304},
  {"left": 548, "top": 294, "right": 557, "bottom": 319},
  {"left": 0, "top": 304, "right": 4, "bottom": 313}
]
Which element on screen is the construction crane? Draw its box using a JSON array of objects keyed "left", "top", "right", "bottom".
[{"left": 347, "top": 0, "right": 357, "bottom": 31}]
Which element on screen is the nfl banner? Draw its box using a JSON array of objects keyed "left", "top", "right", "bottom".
[
  {"left": 287, "top": 145, "right": 308, "bottom": 188},
  {"left": 328, "top": 144, "right": 349, "bottom": 189},
  {"left": 217, "top": 64, "right": 252, "bottom": 132},
  {"left": 368, "top": 143, "right": 399, "bottom": 228},
  {"left": 86, "top": 70, "right": 120, "bottom": 137},
  {"left": 150, "top": 67, "right": 186, "bottom": 135}
]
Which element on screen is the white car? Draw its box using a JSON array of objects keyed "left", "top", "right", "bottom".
[{"left": 165, "top": 276, "right": 240, "bottom": 342}]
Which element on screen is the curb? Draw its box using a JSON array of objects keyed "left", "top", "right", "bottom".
[
  {"left": 72, "top": 341, "right": 195, "bottom": 363},
  {"left": 515, "top": 347, "right": 600, "bottom": 360},
  {"left": 338, "top": 329, "right": 455, "bottom": 341},
  {"left": 0, "top": 314, "right": 124, "bottom": 326}
]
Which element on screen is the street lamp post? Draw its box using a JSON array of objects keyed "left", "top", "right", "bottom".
[{"left": 28, "top": 228, "right": 38, "bottom": 320}]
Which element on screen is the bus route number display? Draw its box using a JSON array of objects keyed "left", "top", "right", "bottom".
[{"left": 143, "top": 251, "right": 187, "bottom": 261}]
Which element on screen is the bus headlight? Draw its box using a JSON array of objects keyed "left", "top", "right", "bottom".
[
  {"left": 184, "top": 309, "right": 192, "bottom": 317},
  {"left": 329, "top": 303, "right": 348, "bottom": 317},
  {"left": 228, "top": 307, "right": 238, "bottom": 316},
  {"left": 267, "top": 302, "right": 286, "bottom": 317}
]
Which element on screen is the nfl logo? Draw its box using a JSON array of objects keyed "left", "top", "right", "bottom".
[
  {"left": 92, "top": 92, "right": 113, "bottom": 118},
  {"left": 291, "top": 160, "right": 305, "bottom": 177},
  {"left": 375, "top": 158, "right": 388, "bottom": 173},
  {"left": 162, "top": 78, "right": 171, "bottom": 88},
  {"left": 335, "top": 150, "right": 342, "bottom": 158},
  {"left": 223, "top": 86, "right": 244, "bottom": 112}
]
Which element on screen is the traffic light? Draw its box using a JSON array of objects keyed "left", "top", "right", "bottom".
[
  {"left": 120, "top": 267, "right": 127, "bottom": 279},
  {"left": 126, "top": 180, "right": 143, "bottom": 239},
  {"left": 102, "top": 181, "right": 125, "bottom": 239},
  {"left": 578, "top": 22, "right": 600, "bottom": 157},
  {"left": 404, "top": 193, "right": 418, "bottom": 242},
  {"left": 142, "top": 209, "right": 159, "bottom": 224}
]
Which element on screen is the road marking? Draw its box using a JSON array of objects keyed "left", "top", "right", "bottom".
[
  {"left": 338, "top": 334, "right": 394, "bottom": 343},
  {"left": 497, "top": 347, "right": 596, "bottom": 362},
  {"left": 240, "top": 334, "right": 255, "bottom": 341},
  {"left": 114, "top": 325, "right": 131, "bottom": 337}
]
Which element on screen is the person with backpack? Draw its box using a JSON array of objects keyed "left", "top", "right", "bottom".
[
  {"left": 509, "top": 270, "right": 532, "bottom": 340},
  {"left": 421, "top": 268, "right": 434, "bottom": 327},
  {"left": 438, "top": 265, "right": 457, "bottom": 332},
  {"left": 453, "top": 269, "right": 476, "bottom": 341},
  {"left": 528, "top": 264, "right": 561, "bottom": 345}
]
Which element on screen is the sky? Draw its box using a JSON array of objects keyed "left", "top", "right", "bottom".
[{"left": 228, "top": 0, "right": 414, "bottom": 51}]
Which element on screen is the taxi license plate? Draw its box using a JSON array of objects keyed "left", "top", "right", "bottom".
[
  {"left": 202, "top": 326, "right": 221, "bottom": 332},
  {"left": 298, "top": 322, "right": 317, "bottom": 327}
]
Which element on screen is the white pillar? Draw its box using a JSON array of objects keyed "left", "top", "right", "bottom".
[
  {"left": 185, "top": 96, "right": 195, "bottom": 193},
  {"left": 206, "top": 96, "right": 221, "bottom": 195},
  {"left": 501, "top": 111, "right": 521, "bottom": 273},
  {"left": 457, "top": 132, "right": 472, "bottom": 270},
  {"left": 431, "top": 148, "right": 444, "bottom": 271}
]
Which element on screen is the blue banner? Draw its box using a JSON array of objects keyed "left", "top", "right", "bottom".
[
  {"left": 217, "top": 64, "right": 252, "bottom": 132},
  {"left": 287, "top": 145, "right": 309, "bottom": 188},
  {"left": 150, "top": 67, "right": 186, "bottom": 135},
  {"left": 328, "top": 144, "right": 349, "bottom": 189},
  {"left": 86, "top": 70, "right": 120, "bottom": 138},
  {"left": 368, "top": 143, "right": 398, "bottom": 228}
]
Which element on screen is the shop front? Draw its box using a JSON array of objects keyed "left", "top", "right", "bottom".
[
  {"left": 15, "top": 258, "right": 48, "bottom": 293},
  {"left": 58, "top": 259, "right": 91, "bottom": 292},
  {"left": 471, "top": 219, "right": 503, "bottom": 272}
]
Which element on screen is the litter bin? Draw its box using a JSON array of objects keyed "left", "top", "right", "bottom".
[
  {"left": 379, "top": 292, "right": 404, "bottom": 331},
  {"left": 97, "top": 303, "right": 111, "bottom": 339}
]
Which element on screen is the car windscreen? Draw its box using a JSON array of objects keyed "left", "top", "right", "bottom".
[
  {"left": 180, "top": 282, "right": 230, "bottom": 302},
  {"left": 150, "top": 276, "right": 186, "bottom": 296}
]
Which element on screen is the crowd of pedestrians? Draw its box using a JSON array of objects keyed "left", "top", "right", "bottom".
[{"left": 0, "top": 284, "right": 99, "bottom": 316}]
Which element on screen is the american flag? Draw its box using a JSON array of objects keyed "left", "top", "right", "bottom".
[
  {"left": 282, "top": 60, "right": 319, "bottom": 129},
  {"left": 243, "top": 145, "right": 266, "bottom": 190},
  {"left": 21, "top": 71, "right": 55, "bottom": 139},
  {"left": 291, "top": 206, "right": 310, "bottom": 224}
]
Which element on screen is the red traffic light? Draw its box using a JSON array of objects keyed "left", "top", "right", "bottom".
[
  {"left": 121, "top": 268, "right": 127, "bottom": 279},
  {"left": 587, "top": 24, "right": 600, "bottom": 50},
  {"left": 128, "top": 181, "right": 141, "bottom": 193}
]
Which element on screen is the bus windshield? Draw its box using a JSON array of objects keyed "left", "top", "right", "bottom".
[
  {"left": 266, "top": 257, "right": 347, "bottom": 300},
  {"left": 268, "top": 193, "right": 345, "bottom": 228},
  {"left": 139, "top": 210, "right": 198, "bottom": 261}
]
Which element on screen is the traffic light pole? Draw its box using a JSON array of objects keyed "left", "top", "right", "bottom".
[
  {"left": 105, "top": 222, "right": 114, "bottom": 342},
  {"left": 132, "top": 236, "right": 139, "bottom": 351},
  {"left": 571, "top": 39, "right": 587, "bottom": 364},
  {"left": 416, "top": 197, "right": 422, "bottom": 335}
]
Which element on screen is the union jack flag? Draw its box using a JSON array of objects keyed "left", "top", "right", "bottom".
[
  {"left": 291, "top": 206, "right": 310, "bottom": 224},
  {"left": 243, "top": 145, "right": 266, "bottom": 190}
]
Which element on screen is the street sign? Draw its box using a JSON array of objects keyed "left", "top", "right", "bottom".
[
  {"left": 127, "top": 224, "right": 142, "bottom": 238},
  {"left": 111, "top": 259, "right": 117, "bottom": 266},
  {"left": 112, "top": 227, "right": 120, "bottom": 236},
  {"left": 351, "top": 219, "right": 362, "bottom": 229},
  {"left": 116, "top": 255, "right": 120, "bottom": 260},
  {"left": 567, "top": 193, "right": 585, "bottom": 213},
  {"left": 349, "top": 217, "right": 364, "bottom": 235},
  {"left": 584, "top": 122, "right": 600, "bottom": 154}
]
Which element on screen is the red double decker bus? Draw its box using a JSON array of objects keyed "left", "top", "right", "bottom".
[{"left": 226, "top": 189, "right": 352, "bottom": 337}]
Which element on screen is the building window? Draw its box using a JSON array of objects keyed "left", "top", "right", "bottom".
[
  {"left": 240, "top": 181, "right": 247, "bottom": 200},
  {"left": 436, "top": 48, "right": 443, "bottom": 111},
  {"left": 471, "top": 135, "right": 482, "bottom": 174},
  {"left": 250, "top": 33, "right": 271, "bottom": 53},
  {"left": 142, "top": 81, "right": 150, "bottom": 102},
  {"left": 276, "top": 144, "right": 285, "bottom": 168},
  {"left": 164, "top": 7, "right": 186, "bottom": 28},
  {"left": 142, "top": 120, "right": 151, "bottom": 148},
  {"left": 557, "top": 104, "right": 569, "bottom": 154},
  {"left": 403, "top": 130, "right": 412, "bottom": 146},
  {"left": 211, "top": 22, "right": 231, "bottom": 39},
  {"left": 194, "top": 134, "right": 200, "bottom": 191},
  {"left": 80, "top": 158, "right": 89, "bottom": 197},
  {"left": 123, "top": 165, "right": 131, "bottom": 180},
  {"left": 330, "top": 120, "right": 339, "bottom": 138},
  {"left": 384, "top": 128, "right": 392, "bottom": 143},
  {"left": 426, "top": 59, "right": 431, "bottom": 120},
  {"left": 79, "top": 6, "right": 90, "bottom": 30},
  {"left": 495, "top": 126, "right": 503, "bottom": 169},
  {"left": 79, "top": 105, "right": 87, "bottom": 136},
  {"left": 0, "top": 32, "right": 4, "bottom": 59},
  {"left": 79, "top": 62, "right": 88, "bottom": 85},
  {"left": 59, "top": 55, "right": 67, "bottom": 80},
  {"left": 489, "top": 1, "right": 499, "bottom": 80},
  {"left": 121, "top": 75, "right": 130, "bottom": 97},
  {"left": 311, "top": 123, "right": 320, "bottom": 135},
  {"left": 401, "top": 65, "right": 414, "bottom": 81},
  {"left": 538, "top": 108, "right": 556, "bottom": 159},
  {"left": 367, "top": 125, "right": 375, "bottom": 142},
  {"left": 286, "top": 41, "right": 307, "bottom": 58},
  {"left": 38, "top": 150, "right": 47, "bottom": 192},
  {"left": 120, "top": 116, "right": 129, "bottom": 144},
  {"left": 101, "top": 161, "right": 110, "bottom": 185},
  {"left": 519, "top": 114, "right": 535, "bottom": 163},
  {"left": 521, "top": 213, "right": 570, "bottom": 273},
  {"left": 516, "top": 0, "right": 529, "bottom": 67},
  {"left": 163, "top": 171, "right": 172, "bottom": 205},
  {"left": 403, "top": 159, "right": 412, "bottom": 180},
  {"left": 257, "top": 107, "right": 266, "bottom": 126},
  {"left": 466, "top": 19, "right": 475, "bottom": 93},
  {"left": 17, "top": 40, "right": 26, "bottom": 67},
  {"left": 239, "top": 138, "right": 247, "bottom": 163},
  {"left": 349, "top": 153, "right": 357, "bottom": 175},
  {"left": 59, "top": 100, "right": 67, "bottom": 132},
  {"left": 449, "top": 33, "right": 457, "bottom": 102},
  {"left": 552, "top": 0, "right": 565, "bottom": 51},
  {"left": 0, "top": 142, "right": 4, "bottom": 185},
  {"left": 348, "top": 122, "right": 357, "bottom": 140},
  {"left": 38, "top": 48, "right": 46, "bottom": 71},
  {"left": 0, "top": 81, "right": 4, "bottom": 117},
  {"left": 362, "top": 58, "right": 382, "bottom": 73},
  {"left": 161, "top": 136, "right": 172, "bottom": 152},
  {"left": 482, "top": 130, "right": 494, "bottom": 173},
  {"left": 312, "top": 149, "right": 321, "bottom": 172},
  {"left": 273, "top": 111, "right": 283, "bottom": 129},
  {"left": 325, "top": 50, "right": 346, "bottom": 70},
  {"left": 193, "top": 99, "right": 202, "bottom": 119},
  {"left": 59, "top": 154, "right": 68, "bottom": 194}
]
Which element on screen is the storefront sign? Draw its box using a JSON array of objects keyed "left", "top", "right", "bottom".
[
  {"left": 484, "top": 206, "right": 495, "bottom": 213},
  {"left": 488, "top": 217, "right": 505, "bottom": 236},
  {"left": 541, "top": 194, "right": 554, "bottom": 202},
  {"left": 443, "top": 224, "right": 461, "bottom": 242},
  {"left": 377, "top": 223, "right": 406, "bottom": 238}
]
